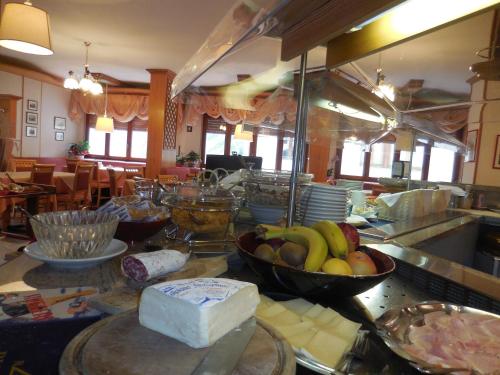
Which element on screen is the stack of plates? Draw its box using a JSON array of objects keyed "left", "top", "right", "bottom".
[{"left": 299, "top": 184, "right": 348, "bottom": 226}]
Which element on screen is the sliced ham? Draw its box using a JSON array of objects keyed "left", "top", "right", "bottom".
[{"left": 404, "top": 312, "right": 500, "bottom": 374}]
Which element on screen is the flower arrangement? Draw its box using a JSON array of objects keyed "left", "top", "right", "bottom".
[{"left": 68, "top": 140, "right": 90, "bottom": 158}]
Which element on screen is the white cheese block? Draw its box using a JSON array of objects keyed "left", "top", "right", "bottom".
[{"left": 139, "top": 278, "right": 260, "bottom": 348}]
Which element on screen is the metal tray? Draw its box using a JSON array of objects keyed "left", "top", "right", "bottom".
[{"left": 374, "top": 301, "right": 500, "bottom": 373}]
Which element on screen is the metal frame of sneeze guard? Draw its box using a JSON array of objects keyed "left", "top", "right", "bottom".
[{"left": 170, "top": 0, "right": 289, "bottom": 99}]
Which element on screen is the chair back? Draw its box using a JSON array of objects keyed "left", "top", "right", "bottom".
[
  {"left": 30, "top": 164, "right": 55, "bottom": 185},
  {"left": 65, "top": 158, "right": 79, "bottom": 173},
  {"left": 11, "top": 158, "right": 37, "bottom": 172},
  {"left": 125, "top": 166, "right": 145, "bottom": 179},
  {"left": 108, "top": 168, "right": 119, "bottom": 197},
  {"left": 157, "top": 174, "right": 179, "bottom": 185},
  {"left": 73, "top": 164, "right": 94, "bottom": 193},
  {"left": 80, "top": 161, "right": 100, "bottom": 182}
]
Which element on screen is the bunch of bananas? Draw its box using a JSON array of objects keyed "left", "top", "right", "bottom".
[{"left": 257, "top": 220, "right": 349, "bottom": 272}]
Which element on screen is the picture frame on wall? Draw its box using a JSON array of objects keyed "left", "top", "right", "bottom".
[
  {"left": 54, "top": 116, "right": 66, "bottom": 130},
  {"left": 465, "top": 130, "right": 478, "bottom": 162},
  {"left": 55, "top": 131, "right": 64, "bottom": 141},
  {"left": 27, "top": 99, "right": 38, "bottom": 111},
  {"left": 26, "top": 111, "right": 38, "bottom": 125},
  {"left": 493, "top": 135, "right": 500, "bottom": 169},
  {"left": 26, "top": 126, "right": 37, "bottom": 137}
]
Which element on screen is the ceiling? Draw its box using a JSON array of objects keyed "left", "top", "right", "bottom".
[
  {"left": 0, "top": 1, "right": 495, "bottom": 94},
  {"left": 0, "top": 0, "right": 238, "bottom": 84}
]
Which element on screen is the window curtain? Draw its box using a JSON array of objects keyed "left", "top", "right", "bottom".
[{"left": 69, "top": 91, "right": 149, "bottom": 123}]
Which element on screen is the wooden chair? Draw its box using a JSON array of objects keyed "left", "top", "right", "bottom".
[
  {"left": 30, "top": 164, "right": 56, "bottom": 211},
  {"left": 56, "top": 163, "right": 94, "bottom": 210},
  {"left": 157, "top": 174, "right": 179, "bottom": 186},
  {"left": 81, "top": 161, "right": 109, "bottom": 207},
  {"left": 107, "top": 168, "right": 123, "bottom": 197},
  {"left": 124, "top": 166, "right": 145, "bottom": 179},
  {"left": 65, "top": 158, "right": 80, "bottom": 173},
  {"left": 11, "top": 159, "right": 37, "bottom": 172}
]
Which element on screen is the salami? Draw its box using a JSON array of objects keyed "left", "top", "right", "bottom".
[{"left": 122, "top": 250, "right": 189, "bottom": 282}]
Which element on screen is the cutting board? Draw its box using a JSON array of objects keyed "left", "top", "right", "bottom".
[
  {"left": 88, "top": 256, "right": 228, "bottom": 314},
  {"left": 59, "top": 311, "right": 295, "bottom": 375}
]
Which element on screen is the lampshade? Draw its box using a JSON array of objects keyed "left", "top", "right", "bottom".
[
  {"left": 79, "top": 76, "right": 93, "bottom": 92},
  {"left": 0, "top": 2, "right": 53, "bottom": 55},
  {"left": 96, "top": 115, "right": 114, "bottom": 133},
  {"left": 395, "top": 131, "right": 414, "bottom": 152},
  {"left": 233, "top": 124, "right": 253, "bottom": 141},
  {"left": 90, "top": 81, "right": 103, "bottom": 95},
  {"left": 63, "top": 71, "right": 79, "bottom": 89}
]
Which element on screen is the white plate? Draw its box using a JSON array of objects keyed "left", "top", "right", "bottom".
[{"left": 24, "top": 239, "right": 128, "bottom": 269}]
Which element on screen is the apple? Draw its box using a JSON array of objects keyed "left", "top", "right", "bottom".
[
  {"left": 337, "top": 223, "right": 360, "bottom": 252},
  {"left": 346, "top": 251, "right": 377, "bottom": 275}
]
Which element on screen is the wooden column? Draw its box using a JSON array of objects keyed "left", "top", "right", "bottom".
[{"left": 146, "top": 69, "right": 175, "bottom": 178}]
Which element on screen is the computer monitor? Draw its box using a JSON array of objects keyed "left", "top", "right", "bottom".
[{"left": 205, "top": 155, "right": 263, "bottom": 172}]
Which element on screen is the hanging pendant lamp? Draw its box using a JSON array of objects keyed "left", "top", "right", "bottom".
[
  {"left": 96, "top": 84, "right": 114, "bottom": 132},
  {"left": 0, "top": 1, "right": 53, "bottom": 55}
]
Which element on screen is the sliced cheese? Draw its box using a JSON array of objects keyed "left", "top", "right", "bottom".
[
  {"left": 274, "top": 320, "right": 315, "bottom": 338},
  {"left": 303, "top": 304, "right": 325, "bottom": 319},
  {"left": 302, "top": 330, "right": 350, "bottom": 369},
  {"left": 139, "top": 278, "right": 259, "bottom": 349},
  {"left": 315, "top": 307, "right": 340, "bottom": 326},
  {"left": 324, "top": 318, "right": 361, "bottom": 346},
  {"left": 287, "top": 327, "right": 318, "bottom": 349},
  {"left": 258, "top": 302, "right": 287, "bottom": 319},
  {"left": 263, "top": 309, "right": 301, "bottom": 326},
  {"left": 280, "top": 298, "right": 314, "bottom": 316}
]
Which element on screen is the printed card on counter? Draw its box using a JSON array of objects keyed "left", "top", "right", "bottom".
[{"left": 0, "top": 287, "right": 101, "bottom": 323}]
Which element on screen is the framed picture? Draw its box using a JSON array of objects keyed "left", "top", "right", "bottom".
[
  {"left": 54, "top": 116, "right": 66, "bottom": 130},
  {"left": 55, "top": 131, "right": 64, "bottom": 141},
  {"left": 26, "top": 111, "right": 38, "bottom": 125},
  {"left": 465, "top": 130, "right": 478, "bottom": 162},
  {"left": 493, "top": 135, "right": 500, "bottom": 169},
  {"left": 27, "top": 99, "right": 38, "bottom": 111},
  {"left": 187, "top": 125, "right": 193, "bottom": 133},
  {"left": 26, "top": 126, "right": 37, "bottom": 137}
]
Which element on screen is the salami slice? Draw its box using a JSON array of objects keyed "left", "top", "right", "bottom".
[{"left": 122, "top": 250, "right": 189, "bottom": 282}]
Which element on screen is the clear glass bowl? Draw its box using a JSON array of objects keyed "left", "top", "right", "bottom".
[{"left": 30, "top": 211, "right": 119, "bottom": 259}]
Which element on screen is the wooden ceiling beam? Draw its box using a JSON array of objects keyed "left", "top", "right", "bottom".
[
  {"left": 326, "top": 3, "right": 500, "bottom": 69},
  {"left": 280, "top": 0, "right": 404, "bottom": 61},
  {"left": 92, "top": 72, "right": 123, "bottom": 86}
]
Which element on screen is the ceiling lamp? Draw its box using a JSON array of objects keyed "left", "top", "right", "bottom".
[
  {"left": 96, "top": 84, "right": 114, "bottom": 132},
  {"left": 233, "top": 123, "right": 253, "bottom": 141},
  {"left": 373, "top": 68, "right": 395, "bottom": 102},
  {"left": 0, "top": 1, "right": 53, "bottom": 55},
  {"left": 64, "top": 41, "right": 103, "bottom": 95}
]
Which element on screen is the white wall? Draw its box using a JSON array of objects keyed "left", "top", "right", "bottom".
[{"left": 0, "top": 70, "right": 84, "bottom": 158}]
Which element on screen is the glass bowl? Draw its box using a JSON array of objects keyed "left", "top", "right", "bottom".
[{"left": 30, "top": 211, "right": 119, "bottom": 259}]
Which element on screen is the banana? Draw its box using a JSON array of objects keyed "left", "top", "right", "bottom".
[
  {"left": 312, "top": 220, "right": 348, "bottom": 259},
  {"left": 258, "top": 225, "right": 328, "bottom": 272}
]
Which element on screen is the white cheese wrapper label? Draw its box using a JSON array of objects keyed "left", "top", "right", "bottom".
[{"left": 122, "top": 250, "right": 189, "bottom": 282}]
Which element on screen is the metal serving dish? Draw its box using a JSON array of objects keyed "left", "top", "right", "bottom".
[
  {"left": 236, "top": 232, "right": 395, "bottom": 298},
  {"left": 375, "top": 301, "right": 500, "bottom": 373}
]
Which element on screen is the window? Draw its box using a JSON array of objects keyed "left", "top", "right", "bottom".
[
  {"left": 230, "top": 135, "right": 250, "bottom": 156},
  {"left": 86, "top": 115, "right": 148, "bottom": 160},
  {"left": 205, "top": 133, "right": 225, "bottom": 161},
  {"left": 400, "top": 146, "right": 425, "bottom": 180},
  {"left": 428, "top": 146, "right": 456, "bottom": 182},
  {"left": 256, "top": 133, "right": 278, "bottom": 170},
  {"left": 340, "top": 140, "right": 365, "bottom": 176},
  {"left": 88, "top": 127, "right": 105, "bottom": 155},
  {"left": 281, "top": 135, "right": 294, "bottom": 171},
  {"left": 369, "top": 143, "right": 394, "bottom": 178}
]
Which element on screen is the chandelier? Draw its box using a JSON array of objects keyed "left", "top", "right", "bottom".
[{"left": 64, "top": 41, "right": 103, "bottom": 95}]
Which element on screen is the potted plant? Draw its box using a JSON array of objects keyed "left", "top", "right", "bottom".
[
  {"left": 176, "top": 154, "right": 186, "bottom": 167},
  {"left": 67, "top": 140, "right": 89, "bottom": 160},
  {"left": 183, "top": 150, "right": 201, "bottom": 167}
]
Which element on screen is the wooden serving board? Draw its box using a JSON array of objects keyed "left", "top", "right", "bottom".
[
  {"left": 59, "top": 311, "right": 295, "bottom": 375},
  {"left": 88, "top": 256, "right": 228, "bottom": 314}
]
